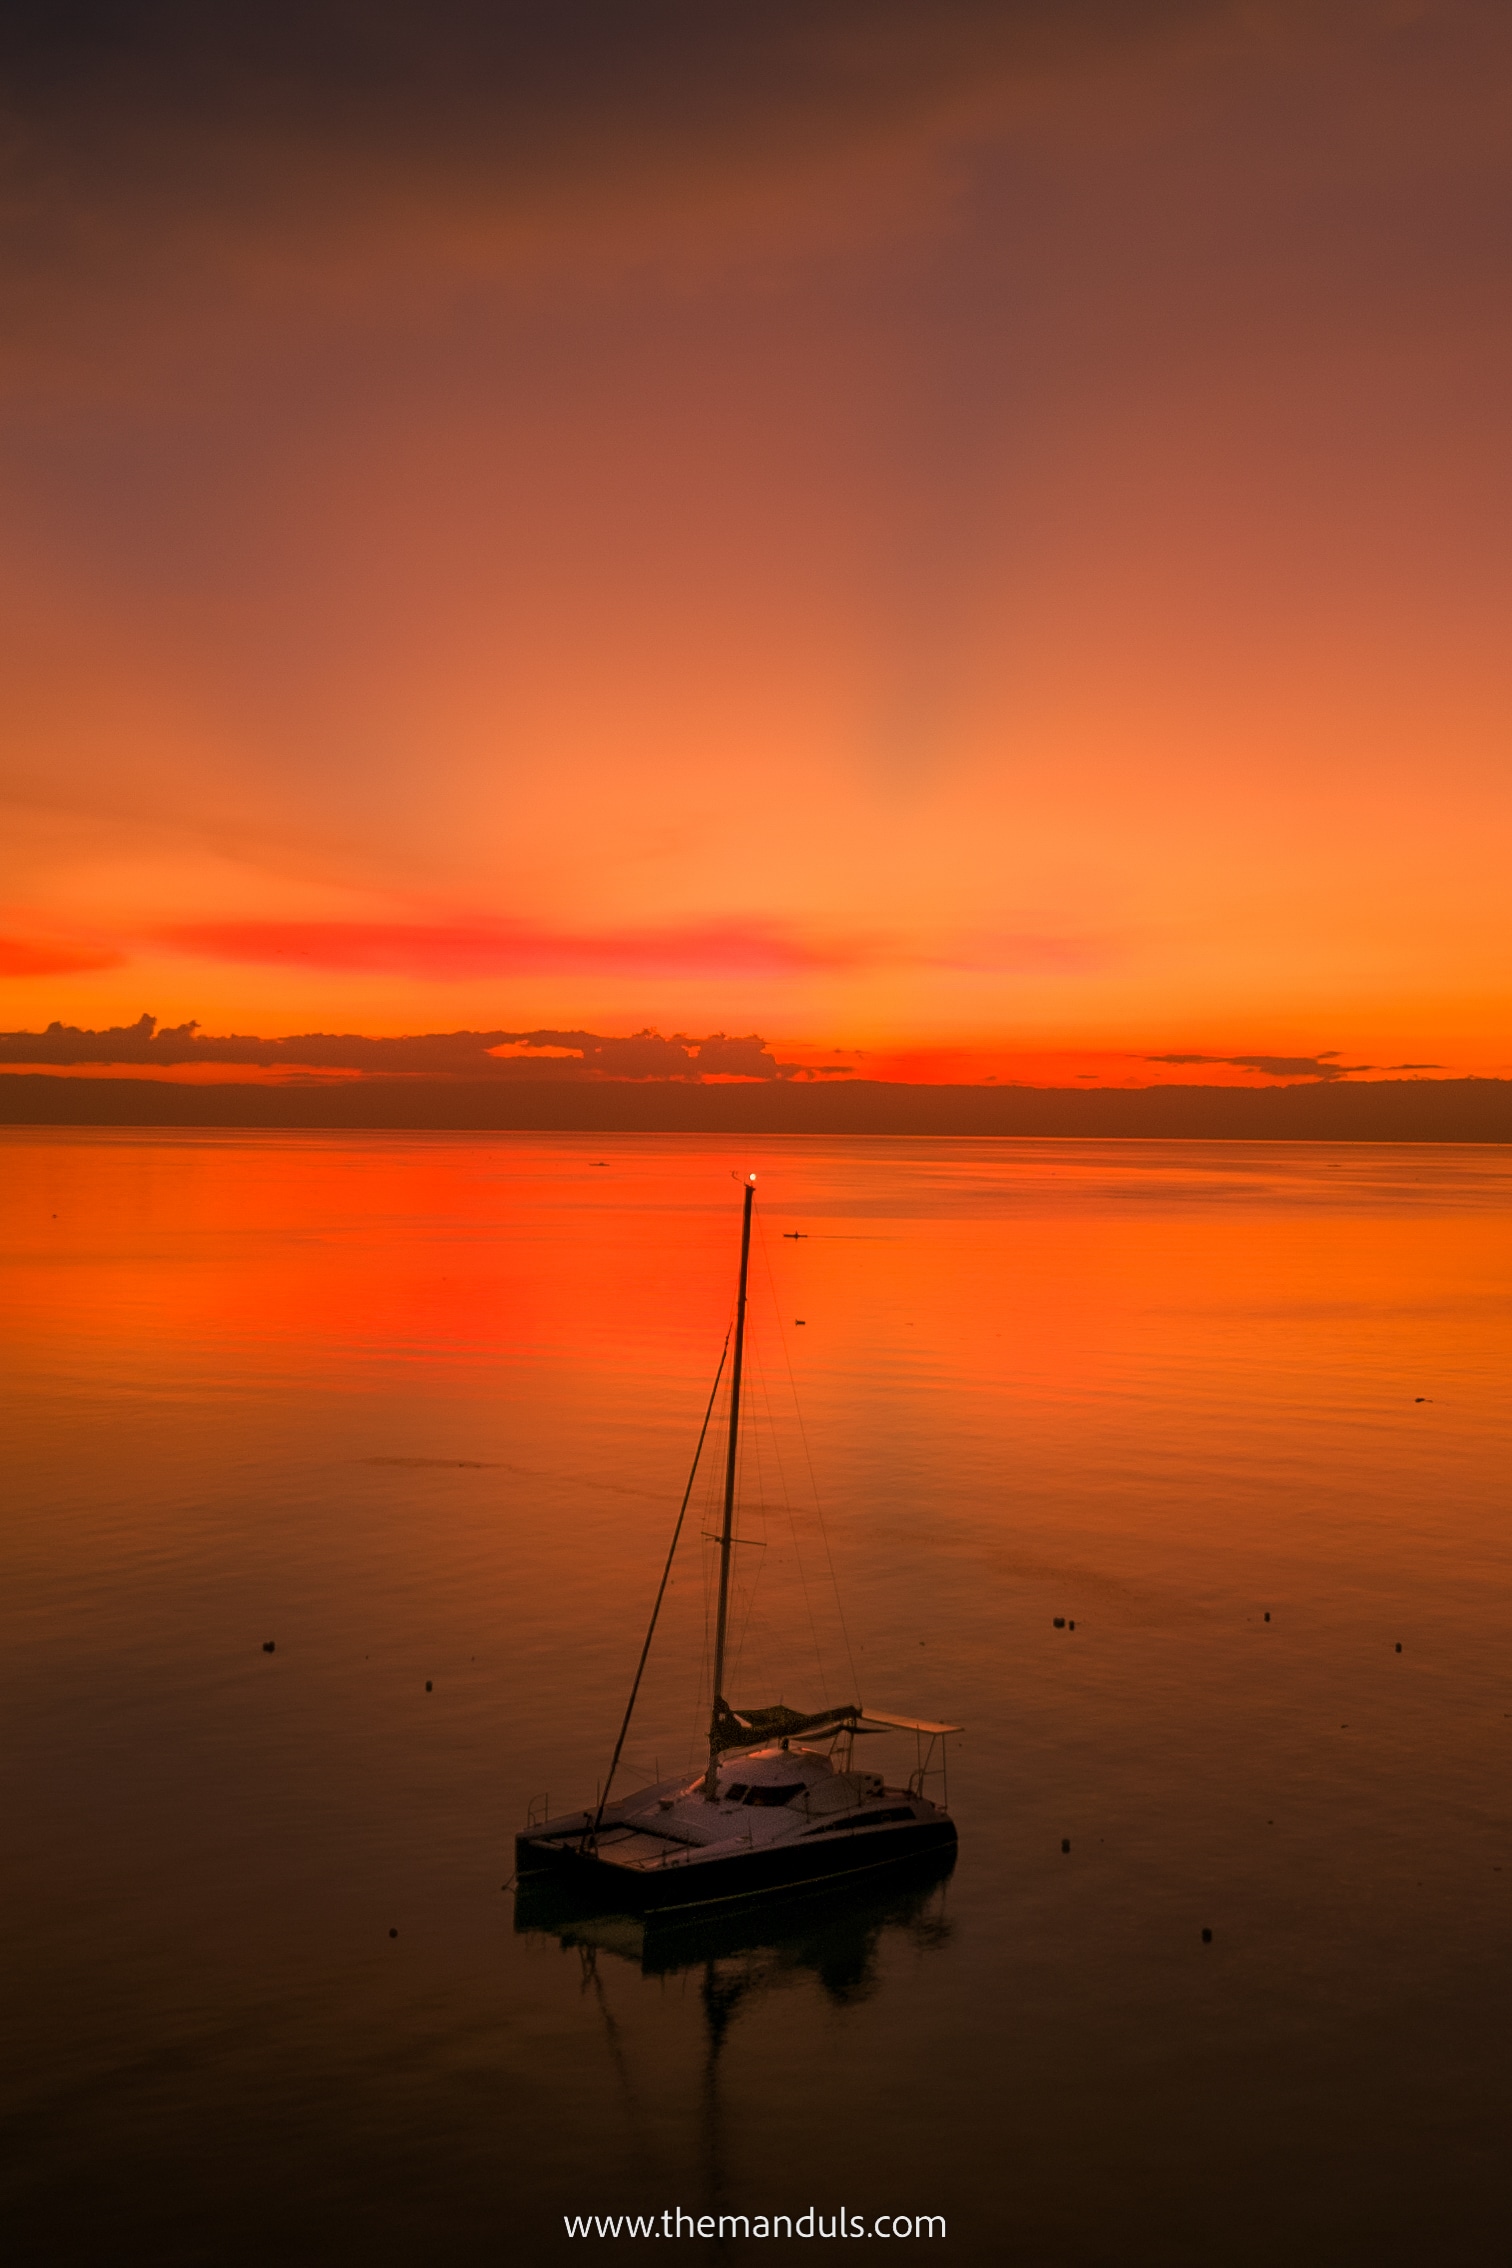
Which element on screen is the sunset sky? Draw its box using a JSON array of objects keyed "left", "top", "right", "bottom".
[{"left": 2, "top": 0, "right": 1509, "bottom": 1085}]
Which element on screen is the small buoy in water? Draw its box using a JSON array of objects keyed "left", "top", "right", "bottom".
[
  {"left": 262, "top": 1641, "right": 275, "bottom": 1654},
  {"left": 1053, "top": 1617, "right": 1065, "bottom": 1629},
  {"left": 389, "top": 1928, "right": 398, "bottom": 1939},
  {"left": 1395, "top": 1642, "right": 1403, "bottom": 1653},
  {"left": 1061, "top": 1838, "right": 1070, "bottom": 1854},
  {"left": 425, "top": 1680, "right": 433, "bottom": 1692},
  {"left": 1201, "top": 1928, "right": 1212, "bottom": 1943},
  {"left": 1264, "top": 1612, "right": 1271, "bottom": 1623}
]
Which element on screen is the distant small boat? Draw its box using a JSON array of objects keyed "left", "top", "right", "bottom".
[{"left": 515, "top": 1175, "right": 960, "bottom": 1916}]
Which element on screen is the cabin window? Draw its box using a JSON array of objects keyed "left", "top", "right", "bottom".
[{"left": 743, "top": 1783, "right": 806, "bottom": 1808}]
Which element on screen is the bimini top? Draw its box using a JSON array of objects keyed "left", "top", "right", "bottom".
[
  {"left": 711, "top": 1698, "right": 963, "bottom": 1753},
  {"left": 857, "top": 1709, "right": 966, "bottom": 1737}
]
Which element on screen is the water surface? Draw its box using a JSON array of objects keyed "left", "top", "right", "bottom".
[{"left": 4, "top": 1131, "right": 1511, "bottom": 2263}]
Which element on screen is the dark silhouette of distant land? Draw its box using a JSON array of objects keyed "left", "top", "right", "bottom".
[
  {"left": 1, "top": 1074, "right": 1508, "bottom": 1141},
  {"left": 1, "top": 1018, "right": 1505, "bottom": 1138}
]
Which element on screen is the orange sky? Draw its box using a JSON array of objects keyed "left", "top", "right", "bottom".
[{"left": 1, "top": 1, "right": 1509, "bottom": 1084}]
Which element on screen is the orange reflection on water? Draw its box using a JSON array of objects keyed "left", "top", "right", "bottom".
[{"left": 5, "top": 1129, "right": 1512, "bottom": 2263}]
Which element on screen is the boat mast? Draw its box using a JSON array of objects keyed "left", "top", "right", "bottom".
[{"left": 703, "top": 1172, "right": 756, "bottom": 1798}]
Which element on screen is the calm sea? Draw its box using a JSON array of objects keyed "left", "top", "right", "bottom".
[{"left": 3, "top": 1130, "right": 1510, "bottom": 2265}]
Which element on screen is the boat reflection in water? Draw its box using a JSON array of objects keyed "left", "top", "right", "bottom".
[{"left": 516, "top": 1851, "right": 958, "bottom": 2210}]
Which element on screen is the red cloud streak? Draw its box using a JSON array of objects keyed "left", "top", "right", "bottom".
[
  {"left": 0, "top": 935, "right": 123, "bottom": 978},
  {"left": 154, "top": 918, "right": 860, "bottom": 979},
  {"left": 148, "top": 918, "right": 1104, "bottom": 981}
]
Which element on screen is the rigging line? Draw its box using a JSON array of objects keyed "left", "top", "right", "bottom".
[
  {"left": 694, "top": 1346, "right": 733, "bottom": 1712},
  {"left": 690, "top": 1360, "right": 729, "bottom": 1761},
  {"left": 692, "top": 1299, "right": 740, "bottom": 1756},
  {"left": 739, "top": 1322, "right": 813, "bottom": 1701},
  {"left": 724, "top": 1373, "right": 770, "bottom": 1698},
  {"left": 718, "top": 1332, "right": 761, "bottom": 1696},
  {"left": 588, "top": 1329, "right": 730, "bottom": 1842},
  {"left": 756, "top": 1207, "right": 861, "bottom": 1703},
  {"left": 722, "top": 1226, "right": 777, "bottom": 1701},
  {"left": 746, "top": 1264, "right": 828, "bottom": 1702}
]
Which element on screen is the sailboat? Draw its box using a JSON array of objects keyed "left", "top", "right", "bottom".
[{"left": 514, "top": 1173, "right": 960, "bottom": 1918}]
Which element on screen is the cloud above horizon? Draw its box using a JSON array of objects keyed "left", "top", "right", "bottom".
[
  {"left": 0, "top": 933, "right": 123, "bottom": 978},
  {"left": 0, "top": 1015, "right": 1465, "bottom": 1091},
  {"left": 1145, "top": 1051, "right": 1444, "bottom": 1081},
  {"left": 0, "top": 1013, "right": 804, "bottom": 1081},
  {"left": 147, "top": 915, "right": 1104, "bottom": 982},
  {"left": 1146, "top": 1050, "right": 1374, "bottom": 1083},
  {"left": 154, "top": 917, "right": 857, "bottom": 981}
]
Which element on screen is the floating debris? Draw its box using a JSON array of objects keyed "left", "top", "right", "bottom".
[
  {"left": 364, "top": 1456, "right": 497, "bottom": 1470},
  {"left": 1053, "top": 1617, "right": 1066, "bottom": 1629},
  {"left": 1061, "top": 1838, "right": 1071, "bottom": 1854},
  {"left": 1395, "top": 1643, "right": 1403, "bottom": 1653},
  {"left": 1264, "top": 1612, "right": 1271, "bottom": 1622},
  {"left": 1201, "top": 1928, "right": 1213, "bottom": 1944},
  {"left": 262, "top": 1641, "right": 276, "bottom": 1654},
  {"left": 389, "top": 1928, "right": 398, "bottom": 1939},
  {"left": 795, "top": 1319, "right": 806, "bottom": 1325},
  {"left": 1069, "top": 1620, "right": 1076, "bottom": 1631},
  {"left": 425, "top": 1680, "right": 433, "bottom": 1692}
]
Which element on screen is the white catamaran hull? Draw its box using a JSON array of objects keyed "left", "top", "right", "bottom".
[
  {"left": 516, "top": 1806, "right": 956, "bottom": 1915},
  {"left": 516, "top": 1744, "right": 957, "bottom": 1917}
]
